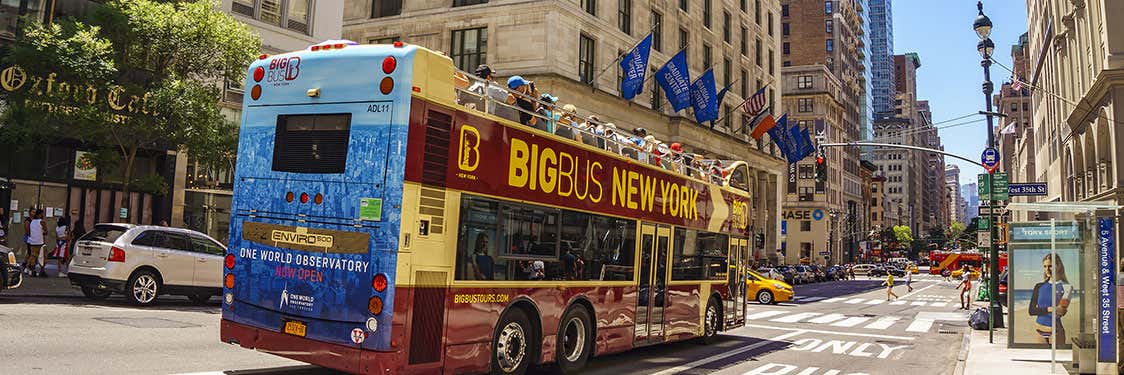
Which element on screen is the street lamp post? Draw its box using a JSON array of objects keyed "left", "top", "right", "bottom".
[{"left": 973, "top": 0, "right": 1004, "bottom": 343}]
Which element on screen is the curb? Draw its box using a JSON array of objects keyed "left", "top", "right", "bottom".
[{"left": 953, "top": 329, "right": 971, "bottom": 375}]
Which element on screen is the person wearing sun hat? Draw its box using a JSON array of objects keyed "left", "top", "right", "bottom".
[
  {"left": 505, "top": 75, "right": 540, "bottom": 127},
  {"left": 556, "top": 103, "right": 580, "bottom": 141}
]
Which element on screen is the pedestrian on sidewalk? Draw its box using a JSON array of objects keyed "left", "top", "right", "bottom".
[
  {"left": 883, "top": 273, "right": 899, "bottom": 301},
  {"left": 22, "top": 209, "right": 47, "bottom": 277},
  {"left": 958, "top": 269, "right": 973, "bottom": 309},
  {"left": 0, "top": 207, "right": 8, "bottom": 247},
  {"left": 905, "top": 269, "right": 913, "bottom": 292},
  {"left": 50, "top": 216, "right": 70, "bottom": 277}
]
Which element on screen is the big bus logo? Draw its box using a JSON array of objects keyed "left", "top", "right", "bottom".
[
  {"left": 267, "top": 56, "right": 301, "bottom": 84},
  {"left": 457, "top": 125, "right": 481, "bottom": 172}
]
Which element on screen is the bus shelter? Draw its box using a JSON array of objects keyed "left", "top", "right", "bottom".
[{"left": 1005, "top": 202, "right": 1121, "bottom": 374}]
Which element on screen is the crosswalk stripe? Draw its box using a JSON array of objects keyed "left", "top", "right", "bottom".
[
  {"left": 824, "top": 297, "right": 847, "bottom": 303},
  {"left": 864, "top": 316, "right": 901, "bottom": 330},
  {"left": 931, "top": 302, "right": 948, "bottom": 307},
  {"left": 906, "top": 318, "right": 935, "bottom": 332},
  {"left": 770, "top": 312, "right": 821, "bottom": 323},
  {"left": 890, "top": 301, "right": 907, "bottom": 305},
  {"left": 911, "top": 301, "right": 926, "bottom": 306},
  {"left": 801, "top": 296, "right": 828, "bottom": 302},
  {"left": 808, "top": 313, "right": 848, "bottom": 324},
  {"left": 865, "top": 299, "right": 885, "bottom": 305},
  {"left": 844, "top": 298, "right": 865, "bottom": 304},
  {"left": 831, "top": 317, "right": 871, "bottom": 327},
  {"left": 746, "top": 311, "right": 785, "bottom": 320},
  {"left": 792, "top": 296, "right": 806, "bottom": 301}
]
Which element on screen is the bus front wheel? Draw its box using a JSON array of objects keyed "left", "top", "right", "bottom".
[
  {"left": 555, "top": 306, "right": 593, "bottom": 374},
  {"left": 700, "top": 297, "right": 721, "bottom": 344},
  {"left": 492, "top": 308, "right": 535, "bottom": 375}
]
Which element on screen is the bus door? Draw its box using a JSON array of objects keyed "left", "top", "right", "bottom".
[
  {"left": 635, "top": 223, "right": 671, "bottom": 345},
  {"left": 726, "top": 237, "right": 749, "bottom": 326}
]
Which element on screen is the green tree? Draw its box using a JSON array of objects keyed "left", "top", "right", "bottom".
[
  {"left": 892, "top": 225, "right": 914, "bottom": 248},
  {"left": 2, "top": 0, "right": 259, "bottom": 220},
  {"left": 946, "top": 221, "right": 967, "bottom": 243}
]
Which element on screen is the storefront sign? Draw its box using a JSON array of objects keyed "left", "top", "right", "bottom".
[
  {"left": 1008, "top": 221, "right": 1084, "bottom": 348},
  {"left": 0, "top": 65, "right": 155, "bottom": 122},
  {"left": 1097, "top": 218, "right": 1116, "bottom": 363},
  {"left": 787, "top": 163, "right": 797, "bottom": 195},
  {"left": 73, "top": 151, "right": 97, "bottom": 181}
]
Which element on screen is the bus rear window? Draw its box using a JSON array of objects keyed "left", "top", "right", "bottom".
[{"left": 272, "top": 113, "right": 352, "bottom": 174}]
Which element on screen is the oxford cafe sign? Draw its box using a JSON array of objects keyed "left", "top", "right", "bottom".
[{"left": 0, "top": 65, "right": 153, "bottom": 123}]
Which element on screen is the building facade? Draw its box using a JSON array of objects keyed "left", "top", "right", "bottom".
[
  {"left": 342, "top": 0, "right": 789, "bottom": 260},
  {"left": 1005, "top": 33, "right": 1038, "bottom": 222},
  {"left": 945, "top": 164, "right": 964, "bottom": 224},
  {"left": 867, "top": 0, "right": 893, "bottom": 115}
]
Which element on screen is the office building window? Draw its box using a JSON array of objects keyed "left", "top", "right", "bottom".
[
  {"left": 703, "top": 0, "right": 711, "bottom": 28},
  {"left": 825, "top": 1, "right": 833, "bottom": 14},
  {"left": 370, "top": 0, "right": 402, "bottom": 18},
  {"left": 236, "top": 0, "right": 313, "bottom": 34},
  {"left": 618, "top": 0, "right": 631, "bottom": 34},
  {"left": 723, "top": 11, "right": 731, "bottom": 43},
  {"left": 369, "top": 36, "right": 400, "bottom": 44},
  {"left": 582, "top": 0, "right": 596, "bottom": 16},
  {"left": 798, "top": 98, "right": 813, "bottom": 112},
  {"left": 797, "top": 75, "right": 812, "bottom": 89},
  {"left": 755, "top": 39, "right": 762, "bottom": 67},
  {"left": 740, "top": 69, "right": 748, "bottom": 97},
  {"left": 769, "top": 49, "right": 774, "bottom": 75},
  {"left": 799, "top": 188, "right": 814, "bottom": 202},
  {"left": 755, "top": 0, "right": 761, "bottom": 24},
  {"left": 783, "top": 42, "right": 790, "bottom": 54},
  {"left": 825, "top": 20, "right": 833, "bottom": 33},
  {"left": 783, "top": 60, "right": 791, "bottom": 67},
  {"left": 702, "top": 44, "right": 712, "bottom": 69},
  {"left": 451, "top": 27, "right": 487, "bottom": 71},
  {"left": 768, "top": 12, "right": 773, "bottom": 36},
  {"left": 740, "top": 26, "right": 748, "bottom": 56},
  {"left": 781, "top": 4, "right": 788, "bottom": 16},
  {"left": 723, "top": 57, "right": 731, "bottom": 87},
  {"left": 741, "top": 0, "right": 747, "bottom": 12},
  {"left": 651, "top": 70, "right": 663, "bottom": 110},
  {"left": 782, "top": 22, "right": 789, "bottom": 36},
  {"left": 723, "top": 104, "right": 732, "bottom": 128},
  {"left": 679, "top": 0, "right": 688, "bottom": 12},
  {"left": 453, "top": 0, "right": 488, "bottom": 6},
  {"left": 826, "top": 39, "right": 833, "bottom": 52},
  {"left": 579, "top": 34, "right": 596, "bottom": 84},
  {"left": 651, "top": 11, "right": 663, "bottom": 51},
  {"left": 679, "top": 28, "right": 689, "bottom": 50}
]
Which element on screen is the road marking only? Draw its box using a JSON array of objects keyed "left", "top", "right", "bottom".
[
  {"left": 648, "top": 330, "right": 807, "bottom": 375},
  {"left": 743, "top": 323, "right": 916, "bottom": 341}
]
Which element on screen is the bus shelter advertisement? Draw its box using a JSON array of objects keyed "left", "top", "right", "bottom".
[
  {"left": 1008, "top": 222, "right": 1083, "bottom": 348},
  {"left": 439, "top": 114, "right": 751, "bottom": 235}
]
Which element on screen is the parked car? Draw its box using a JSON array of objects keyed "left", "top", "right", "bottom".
[
  {"left": 0, "top": 245, "right": 22, "bottom": 293},
  {"left": 826, "top": 265, "right": 844, "bottom": 280},
  {"left": 850, "top": 264, "right": 874, "bottom": 276},
  {"left": 870, "top": 265, "right": 906, "bottom": 278},
  {"left": 756, "top": 267, "right": 784, "bottom": 281},
  {"left": 997, "top": 271, "right": 1008, "bottom": 307},
  {"left": 793, "top": 265, "right": 815, "bottom": 284},
  {"left": 951, "top": 268, "right": 981, "bottom": 280},
  {"left": 809, "top": 265, "right": 827, "bottom": 282},
  {"left": 774, "top": 266, "right": 797, "bottom": 285},
  {"left": 68, "top": 224, "right": 227, "bottom": 306},
  {"left": 747, "top": 270, "right": 793, "bottom": 304}
]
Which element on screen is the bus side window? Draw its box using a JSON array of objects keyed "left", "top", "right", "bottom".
[
  {"left": 456, "top": 195, "right": 504, "bottom": 281},
  {"left": 729, "top": 165, "right": 750, "bottom": 191}
]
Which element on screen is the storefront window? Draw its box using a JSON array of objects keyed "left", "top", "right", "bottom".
[{"left": 0, "top": 0, "right": 44, "bottom": 40}]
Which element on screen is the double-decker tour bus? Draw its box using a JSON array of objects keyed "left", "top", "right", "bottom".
[
  {"left": 928, "top": 251, "right": 985, "bottom": 275},
  {"left": 220, "top": 41, "right": 764, "bottom": 374}
]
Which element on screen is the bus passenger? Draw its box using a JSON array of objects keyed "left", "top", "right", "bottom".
[
  {"left": 668, "top": 142, "right": 684, "bottom": 173},
  {"left": 467, "top": 65, "right": 512, "bottom": 119},
  {"left": 556, "top": 104, "right": 580, "bottom": 141},
  {"left": 536, "top": 93, "right": 560, "bottom": 133},
  {"left": 506, "top": 76, "right": 540, "bottom": 127},
  {"left": 600, "top": 123, "right": 624, "bottom": 154},
  {"left": 470, "top": 233, "right": 495, "bottom": 280},
  {"left": 581, "top": 115, "right": 604, "bottom": 148},
  {"left": 524, "top": 260, "right": 546, "bottom": 280}
]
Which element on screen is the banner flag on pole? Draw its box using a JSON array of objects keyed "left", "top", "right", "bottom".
[
  {"left": 715, "top": 79, "right": 737, "bottom": 104},
  {"left": 655, "top": 50, "right": 692, "bottom": 111},
  {"left": 750, "top": 113, "right": 777, "bottom": 140},
  {"left": 767, "top": 114, "right": 793, "bottom": 162},
  {"left": 690, "top": 69, "right": 719, "bottom": 123},
  {"left": 785, "top": 122, "right": 804, "bottom": 163},
  {"left": 619, "top": 33, "right": 653, "bottom": 100},
  {"left": 742, "top": 86, "right": 768, "bottom": 116}
]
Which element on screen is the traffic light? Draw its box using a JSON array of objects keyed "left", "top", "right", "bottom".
[{"left": 814, "top": 149, "right": 827, "bottom": 183}]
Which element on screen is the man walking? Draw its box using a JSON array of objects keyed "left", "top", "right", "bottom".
[
  {"left": 905, "top": 269, "right": 914, "bottom": 292},
  {"left": 23, "top": 209, "right": 46, "bottom": 277}
]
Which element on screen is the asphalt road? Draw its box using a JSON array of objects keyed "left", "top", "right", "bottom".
[{"left": 0, "top": 274, "right": 970, "bottom": 375}]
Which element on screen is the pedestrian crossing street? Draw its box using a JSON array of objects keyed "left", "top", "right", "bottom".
[
  {"left": 744, "top": 308, "right": 959, "bottom": 333},
  {"left": 789, "top": 294, "right": 953, "bottom": 308}
]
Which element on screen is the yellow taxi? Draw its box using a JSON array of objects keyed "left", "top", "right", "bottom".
[
  {"left": 951, "top": 268, "right": 981, "bottom": 280},
  {"left": 747, "top": 270, "right": 793, "bottom": 305},
  {"left": 908, "top": 263, "right": 920, "bottom": 274}
]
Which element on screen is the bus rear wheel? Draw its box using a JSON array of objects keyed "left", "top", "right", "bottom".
[
  {"left": 555, "top": 306, "right": 592, "bottom": 374},
  {"left": 492, "top": 308, "right": 535, "bottom": 375},
  {"left": 699, "top": 297, "right": 721, "bottom": 344}
]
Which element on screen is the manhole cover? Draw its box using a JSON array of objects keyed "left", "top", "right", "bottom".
[{"left": 95, "top": 317, "right": 200, "bottom": 328}]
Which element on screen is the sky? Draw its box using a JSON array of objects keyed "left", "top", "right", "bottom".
[{"left": 891, "top": 0, "right": 1029, "bottom": 186}]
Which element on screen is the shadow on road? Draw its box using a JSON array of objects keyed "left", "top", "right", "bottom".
[{"left": 0, "top": 294, "right": 222, "bottom": 313}]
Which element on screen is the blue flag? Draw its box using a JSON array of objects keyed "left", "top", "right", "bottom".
[
  {"left": 767, "top": 114, "right": 794, "bottom": 162},
  {"left": 799, "top": 127, "right": 815, "bottom": 159},
  {"left": 690, "top": 69, "right": 719, "bottom": 123},
  {"left": 655, "top": 50, "right": 692, "bottom": 111},
  {"left": 716, "top": 79, "right": 737, "bottom": 104},
  {"left": 787, "top": 123, "right": 805, "bottom": 163},
  {"left": 619, "top": 34, "right": 653, "bottom": 100}
]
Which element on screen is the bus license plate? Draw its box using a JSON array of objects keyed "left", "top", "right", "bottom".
[{"left": 283, "top": 320, "right": 306, "bottom": 337}]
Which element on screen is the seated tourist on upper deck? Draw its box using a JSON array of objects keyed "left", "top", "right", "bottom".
[
  {"left": 467, "top": 64, "right": 513, "bottom": 118},
  {"left": 556, "top": 104, "right": 581, "bottom": 141},
  {"left": 536, "top": 93, "right": 560, "bottom": 133},
  {"left": 667, "top": 142, "right": 685, "bottom": 173},
  {"left": 600, "top": 122, "right": 626, "bottom": 154},
  {"left": 506, "top": 76, "right": 540, "bottom": 127}
]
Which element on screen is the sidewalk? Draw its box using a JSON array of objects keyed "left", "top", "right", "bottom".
[
  {"left": 2, "top": 263, "right": 84, "bottom": 298},
  {"left": 959, "top": 301, "right": 1074, "bottom": 375}
]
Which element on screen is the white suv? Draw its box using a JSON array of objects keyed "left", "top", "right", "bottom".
[{"left": 68, "top": 224, "right": 227, "bottom": 306}]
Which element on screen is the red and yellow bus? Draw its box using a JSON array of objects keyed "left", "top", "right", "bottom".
[
  {"left": 221, "top": 43, "right": 765, "bottom": 374},
  {"left": 928, "top": 251, "right": 984, "bottom": 275}
]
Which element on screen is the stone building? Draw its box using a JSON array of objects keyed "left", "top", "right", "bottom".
[
  {"left": 342, "top": 0, "right": 788, "bottom": 260},
  {"left": 997, "top": 33, "right": 1036, "bottom": 222},
  {"left": 945, "top": 164, "right": 964, "bottom": 224}
]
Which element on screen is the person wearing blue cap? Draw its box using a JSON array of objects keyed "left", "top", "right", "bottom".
[
  {"left": 536, "top": 93, "right": 560, "bottom": 133},
  {"left": 506, "top": 75, "right": 540, "bottom": 127}
]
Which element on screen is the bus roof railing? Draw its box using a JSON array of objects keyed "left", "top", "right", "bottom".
[{"left": 451, "top": 70, "right": 748, "bottom": 188}]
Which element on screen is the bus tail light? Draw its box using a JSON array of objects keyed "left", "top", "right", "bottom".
[
  {"left": 372, "top": 273, "right": 387, "bottom": 292},
  {"left": 224, "top": 254, "right": 235, "bottom": 269},
  {"left": 251, "top": 85, "right": 262, "bottom": 100},
  {"left": 300, "top": 192, "right": 309, "bottom": 204},
  {"left": 379, "top": 77, "right": 394, "bottom": 95},
  {"left": 107, "top": 247, "right": 126, "bottom": 262},
  {"left": 285, "top": 191, "right": 294, "bottom": 203},
  {"left": 368, "top": 296, "right": 384, "bottom": 315},
  {"left": 382, "top": 56, "right": 397, "bottom": 74},
  {"left": 393, "top": 41, "right": 404, "bottom": 48},
  {"left": 253, "top": 66, "right": 264, "bottom": 82},
  {"left": 314, "top": 193, "right": 323, "bottom": 205},
  {"left": 224, "top": 274, "right": 235, "bottom": 289}
]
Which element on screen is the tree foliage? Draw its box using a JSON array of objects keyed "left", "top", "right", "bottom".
[
  {"left": 892, "top": 225, "right": 914, "bottom": 247},
  {"left": 3, "top": 0, "right": 260, "bottom": 218},
  {"left": 946, "top": 221, "right": 967, "bottom": 242}
]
